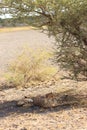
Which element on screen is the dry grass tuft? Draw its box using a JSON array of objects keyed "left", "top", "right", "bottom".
[
  {"left": 0, "top": 26, "right": 36, "bottom": 33},
  {"left": 5, "top": 47, "right": 57, "bottom": 88}
]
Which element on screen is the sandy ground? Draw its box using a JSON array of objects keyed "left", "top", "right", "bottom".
[
  {"left": 0, "top": 29, "right": 54, "bottom": 72},
  {"left": 0, "top": 29, "right": 87, "bottom": 130},
  {"left": 0, "top": 79, "right": 87, "bottom": 130}
]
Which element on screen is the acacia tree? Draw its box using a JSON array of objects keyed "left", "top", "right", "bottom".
[{"left": 3, "top": 0, "right": 87, "bottom": 79}]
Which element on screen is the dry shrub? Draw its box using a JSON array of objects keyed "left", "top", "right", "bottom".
[
  {"left": 55, "top": 42, "right": 87, "bottom": 80},
  {"left": 5, "top": 47, "right": 57, "bottom": 88},
  {"left": 0, "top": 26, "right": 36, "bottom": 33}
]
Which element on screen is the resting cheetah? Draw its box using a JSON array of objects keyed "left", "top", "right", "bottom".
[{"left": 17, "top": 91, "right": 79, "bottom": 108}]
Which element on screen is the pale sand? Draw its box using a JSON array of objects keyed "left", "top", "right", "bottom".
[{"left": 0, "top": 30, "right": 54, "bottom": 72}]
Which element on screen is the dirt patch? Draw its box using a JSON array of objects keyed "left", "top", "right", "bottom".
[
  {"left": 0, "top": 29, "right": 54, "bottom": 72},
  {"left": 0, "top": 30, "right": 87, "bottom": 130},
  {"left": 0, "top": 79, "right": 87, "bottom": 130}
]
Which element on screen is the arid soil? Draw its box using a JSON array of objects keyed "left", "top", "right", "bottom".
[
  {"left": 0, "top": 29, "right": 87, "bottom": 130},
  {"left": 0, "top": 79, "right": 87, "bottom": 130},
  {"left": 0, "top": 29, "right": 53, "bottom": 72}
]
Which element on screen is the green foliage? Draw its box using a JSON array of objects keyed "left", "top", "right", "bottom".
[
  {"left": 5, "top": 47, "right": 57, "bottom": 88},
  {"left": 2, "top": 0, "right": 87, "bottom": 79}
]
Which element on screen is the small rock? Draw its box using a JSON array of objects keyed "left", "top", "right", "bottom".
[
  {"left": 12, "top": 124, "right": 18, "bottom": 128},
  {"left": 16, "top": 100, "right": 25, "bottom": 107},
  {"left": 20, "top": 127, "right": 27, "bottom": 130}
]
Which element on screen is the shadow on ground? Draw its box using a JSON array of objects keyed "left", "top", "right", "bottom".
[{"left": 0, "top": 96, "right": 87, "bottom": 118}]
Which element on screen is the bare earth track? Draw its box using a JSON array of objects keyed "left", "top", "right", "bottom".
[
  {"left": 0, "top": 29, "right": 87, "bottom": 130},
  {"left": 0, "top": 29, "right": 53, "bottom": 72}
]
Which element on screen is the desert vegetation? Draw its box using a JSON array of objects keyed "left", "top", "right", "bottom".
[
  {"left": 2, "top": 0, "right": 87, "bottom": 79},
  {"left": 0, "top": 26, "right": 36, "bottom": 32},
  {"left": 0, "top": 0, "right": 87, "bottom": 130},
  {"left": 5, "top": 47, "right": 57, "bottom": 88}
]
